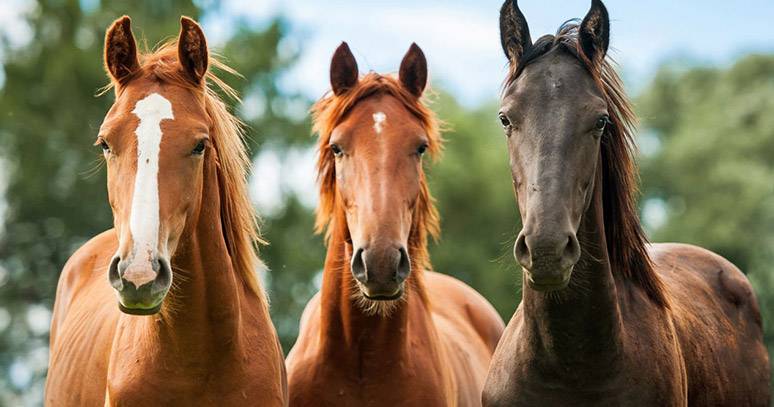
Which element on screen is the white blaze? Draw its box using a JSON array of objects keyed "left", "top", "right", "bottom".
[
  {"left": 128, "top": 93, "right": 173, "bottom": 270},
  {"left": 373, "top": 111, "right": 386, "bottom": 134}
]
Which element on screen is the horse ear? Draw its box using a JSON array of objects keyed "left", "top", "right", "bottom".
[
  {"left": 579, "top": 0, "right": 610, "bottom": 64},
  {"left": 104, "top": 16, "right": 139, "bottom": 83},
  {"left": 178, "top": 16, "right": 209, "bottom": 84},
  {"left": 330, "top": 42, "right": 358, "bottom": 96},
  {"left": 499, "top": 0, "right": 532, "bottom": 65},
  {"left": 399, "top": 43, "right": 427, "bottom": 98}
]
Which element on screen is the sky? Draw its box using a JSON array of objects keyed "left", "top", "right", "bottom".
[
  {"left": 200, "top": 0, "right": 774, "bottom": 106},
  {"left": 1, "top": 0, "right": 774, "bottom": 213},
  {"left": 2, "top": 0, "right": 773, "bottom": 103},
  {"left": 199, "top": 0, "right": 774, "bottom": 212}
]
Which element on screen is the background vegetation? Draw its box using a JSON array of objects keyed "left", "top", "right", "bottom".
[{"left": 0, "top": 1, "right": 771, "bottom": 404}]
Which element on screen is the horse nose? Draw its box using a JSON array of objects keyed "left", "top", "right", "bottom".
[
  {"left": 109, "top": 256, "right": 159, "bottom": 288},
  {"left": 351, "top": 247, "right": 368, "bottom": 283},
  {"left": 351, "top": 245, "right": 410, "bottom": 298},
  {"left": 514, "top": 231, "right": 580, "bottom": 280},
  {"left": 108, "top": 255, "right": 172, "bottom": 314}
]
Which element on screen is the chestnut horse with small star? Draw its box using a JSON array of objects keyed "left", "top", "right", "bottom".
[
  {"left": 45, "top": 16, "right": 287, "bottom": 405},
  {"left": 483, "top": 1, "right": 770, "bottom": 406},
  {"left": 286, "top": 42, "right": 504, "bottom": 406}
]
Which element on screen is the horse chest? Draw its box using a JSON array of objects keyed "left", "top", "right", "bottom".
[
  {"left": 106, "top": 363, "right": 283, "bottom": 406},
  {"left": 104, "top": 321, "right": 286, "bottom": 406},
  {"left": 484, "top": 356, "right": 677, "bottom": 407},
  {"left": 297, "top": 376, "right": 452, "bottom": 407},
  {"left": 289, "top": 349, "right": 453, "bottom": 407},
  {"left": 483, "top": 321, "right": 685, "bottom": 406}
]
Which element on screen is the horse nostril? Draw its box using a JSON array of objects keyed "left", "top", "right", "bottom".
[
  {"left": 351, "top": 247, "right": 367, "bottom": 283},
  {"left": 155, "top": 257, "right": 172, "bottom": 291},
  {"left": 108, "top": 256, "right": 122, "bottom": 290},
  {"left": 513, "top": 232, "right": 532, "bottom": 269},
  {"left": 151, "top": 257, "right": 161, "bottom": 273},
  {"left": 396, "top": 247, "right": 410, "bottom": 282},
  {"left": 561, "top": 234, "right": 581, "bottom": 267}
]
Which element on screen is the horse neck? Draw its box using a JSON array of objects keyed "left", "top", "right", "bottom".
[
  {"left": 318, "top": 220, "right": 439, "bottom": 364},
  {"left": 120, "top": 151, "right": 267, "bottom": 365},
  {"left": 520, "top": 162, "right": 624, "bottom": 363}
]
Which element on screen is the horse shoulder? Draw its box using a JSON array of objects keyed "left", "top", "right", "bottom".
[
  {"left": 425, "top": 271, "right": 505, "bottom": 353},
  {"left": 50, "top": 229, "right": 118, "bottom": 342},
  {"left": 286, "top": 292, "right": 322, "bottom": 385},
  {"left": 46, "top": 229, "right": 118, "bottom": 405}
]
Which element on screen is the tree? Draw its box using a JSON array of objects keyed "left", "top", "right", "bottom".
[{"left": 428, "top": 91, "right": 522, "bottom": 319}]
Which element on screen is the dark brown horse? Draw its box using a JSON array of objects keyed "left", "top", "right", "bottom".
[
  {"left": 483, "top": 1, "right": 770, "bottom": 405},
  {"left": 286, "top": 43, "right": 504, "bottom": 406},
  {"left": 45, "top": 17, "right": 287, "bottom": 405}
]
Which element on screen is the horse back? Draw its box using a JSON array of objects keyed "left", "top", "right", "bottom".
[
  {"left": 46, "top": 229, "right": 120, "bottom": 406},
  {"left": 651, "top": 243, "right": 770, "bottom": 406}
]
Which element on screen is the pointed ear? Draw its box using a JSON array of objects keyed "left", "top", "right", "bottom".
[
  {"left": 330, "top": 42, "right": 358, "bottom": 96},
  {"left": 579, "top": 0, "right": 610, "bottom": 64},
  {"left": 104, "top": 16, "right": 139, "bottom": 83},
  {"left": 178, "top": 16, "right": 209, "bottom": 84},
  {"left": 499, "top": 0, "right": 532, "bottom": 66},
  {"left": 399, "top": 43, "right": 427, "bottom": 97}
]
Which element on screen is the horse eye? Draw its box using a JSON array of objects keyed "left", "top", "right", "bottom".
[
  {"left": 417, "top": 143, "right": 428, "bottom": 156},
  {"left": 330, "top": 144, "right": 343, "bottom": 157},
  {"left": 498, "top": 113, "right": 511, "bottom": 128},
  {"left": 595, "top": 115, "right": 610, "bottom": 131},
  {"left": 192, "top": 140, "right": 206, "bottom": 155},
  {"left": 95, "top": 138, "right": 110, "bottom": 154}
]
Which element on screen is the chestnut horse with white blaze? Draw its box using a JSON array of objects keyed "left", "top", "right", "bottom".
[
  {"left": 286, "top": 43, "right": 505, "bottom": 406},
  {"left": 483, "top": 1, "right": 770, "bottom": 406},
  {"left": 45, "top": 17, "right": 287, "bottom": 405}
]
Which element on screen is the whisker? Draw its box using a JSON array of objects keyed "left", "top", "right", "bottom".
[
  {"left": 80, "top": 155, "right": 105, "bottom": 179},
  {"left": 348, "top": 277, "right": 407, "bottom": 318}
]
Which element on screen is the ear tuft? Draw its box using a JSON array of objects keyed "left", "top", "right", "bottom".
[
  {"left": 499, "top": 0, "right": 532, "bottom": 65},
  {"left": 399, "top": 43, "right": 428, "bottom": 98},
  {"left": 579, "top": 0, "right": 610, "bottom": 64},
  {"left": 104, "top": 15, "right": 139, "bottom": 83},
  {"left": 330, "top": 42, "right": 359, "bottom": 96},
  {"left": 178, "top": 16, "right": 209, "bottom": 84}
]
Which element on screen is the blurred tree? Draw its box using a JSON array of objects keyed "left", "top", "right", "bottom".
[
  {"left": 260, "top": 196, "right": 324, "bottom": 351},
  {"left": 0, "top": 1, "right": 312, "bottom": 403},
  {"left": 428, "top": 91, "right": 521, "bottom": 319},
  {"left": 637, "top": 54, "right": 774, "bottom": 388}
]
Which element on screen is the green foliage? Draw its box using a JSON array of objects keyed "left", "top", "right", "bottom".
[
  {"left": 638, "top": 54, "right": 774, "bottom": 388},
  {"left": 260, "top": 196, "right": 325, "bottom": 351},
  {"left": 427, "top": 91, "right": 521, "bottom": 318}
]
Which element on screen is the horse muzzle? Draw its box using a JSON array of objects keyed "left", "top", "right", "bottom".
[
  {"left": 351, "top": 244, "right": 410, "bottom": 300},
  {"left": 109, "top": 255, "right": 172, "bottom": 315}
]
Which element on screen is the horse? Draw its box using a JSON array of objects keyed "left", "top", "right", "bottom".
[
  {"left": 483, "top": 1, "right": 770, "bottom": 405},
  {"left": 44, "top": 16, "right": 287, "bottom": 405},
  {"left": 285, "top": 42, "right": 505, "bottom": 406}
]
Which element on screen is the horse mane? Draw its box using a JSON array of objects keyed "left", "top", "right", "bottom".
[
  {"left": 106, "top": 42, "right": 266, "bottom": 301},
  {"left": 311, "top": 73, "right": 441, "bottom": 275},
  {"left": 506, "top": 22, "right": 668, "bottom": 308}
]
